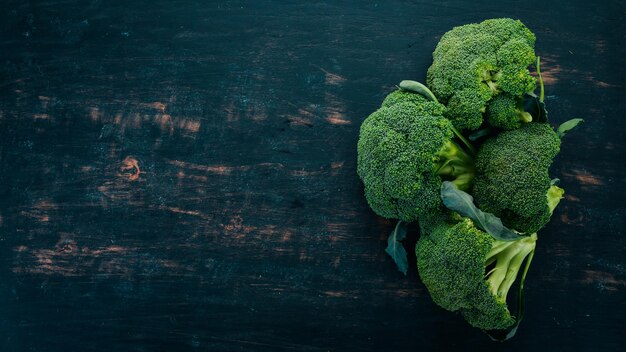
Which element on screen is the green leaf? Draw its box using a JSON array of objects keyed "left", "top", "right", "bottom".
[
  {"left": 522, "top": 93, "right": 548, "bottom": 123},
  {"left": 468, "top": 127, "right": 494, "bottom": 142},
  {"left": 385, "top": 221, "right": 409, "bottom": 275},
  {"left": 440, "top": 182, "right": 525, "bottom": 242},
  {"left": 557, "top": 118, "right": 584, "bottom": 138},
  {"left": 484, "top": 249, "right": 535, "bottom": 341},
  {"left": 398, "top": 80, "right": 439, "bottom": 103}
]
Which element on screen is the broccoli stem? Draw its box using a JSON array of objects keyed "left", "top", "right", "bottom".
[
  {"left": 497, "top": 241, "right": 536, "bottom": 299},
  {"left": 486, "top": 81, "right": 499, "bottom": 94},
  {"left": 435, "top": 140, "right": 475, "bottom": 191},
  {"left": 536, "top": 56, "right": 545, "bottom": 103},
  {"left": 484, "top": 240, "right": 513, "bottom": 263},
  {"left": 518, "top": 111, "right": 533, "bottom": 123},
  {"left": 516, "top": 94, "right": 533, "bottom": 123},
  {"left": 513, "top": 95, "right": 533, "bottom": 124},
  {"left": 485, "top": 234, "right": 537, "bottom": 303},
  {"left": 450, "top": 125, "right": 476, "bottom": 156},
  {"left": 482, "top": 70, "right": 502, "bottom": 94}
]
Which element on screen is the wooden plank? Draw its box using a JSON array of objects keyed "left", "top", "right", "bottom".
[{"left": 0, "top": 0, "right": 624, "bottom": 350}]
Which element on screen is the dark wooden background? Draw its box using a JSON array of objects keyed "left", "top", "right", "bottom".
[{"left": 1, "top": 0, "right": 624, "bottom": 351}]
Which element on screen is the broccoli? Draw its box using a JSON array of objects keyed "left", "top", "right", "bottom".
[
  {"left": 427, "top": 18, "right": 537, "bottom": 131},
  {"left": 416, "top": 217, "right": 537, "bottom": 330},
  {"left": 486, "top": 94, "right": 533, "bottom": 130},
  {"left": 473, "top": 123, "right": 564, "bottom": 233},
  {"left": 356, "top": 18, "right": 581, "bottom": 341},
  {"left": 357, "top": 89, "right": 475, "bottom": 222}
]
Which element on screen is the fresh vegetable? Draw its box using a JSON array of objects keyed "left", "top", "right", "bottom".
[
  {"left": 472, "top": 122, "right": 563, "bottom": 233},
  {"left": 487, "top": 94, "right": 533, "bottom": 130},
  {"left": 416, "top": 217, "right": 537, "bottom": 330},
  {"left": 357, "top": 89, "right": 475, "bottom": 222},
  {"left": 357, "top": 18, "right": 582, "bottom": 340},
  {"left": 427, "top": 18, "right": 537, "bottom": 131}
]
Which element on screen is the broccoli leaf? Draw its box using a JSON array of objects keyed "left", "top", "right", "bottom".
[
  {"left": 440, "top": 182, "right": 525, "bottom": 241},
  {"left": 468, "top": 127, "right": 494, "bottom": 142},
  {"left": 385, "top": 220, "right": 409, "bottom": 275},
  {"left": 398, "top": 80, "right": 439, "bottom": 103},
  {"left": 556, "top": 118, "right": 584, "bottom": 138},
  {"left": 522, "top": 93, "right": 548, "bottom": 123}
]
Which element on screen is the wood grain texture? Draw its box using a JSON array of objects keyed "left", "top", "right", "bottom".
[{"left": 0, "top": 0, "right": 624, "bottom": 350}]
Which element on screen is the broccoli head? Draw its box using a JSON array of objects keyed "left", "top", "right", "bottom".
[
  {"left": 416, "top": 217, "right": 537, "bottom": 330},
  {"left": 427, "top": 18, "right": 537, "bottom": 131},
  {"left": 486, "top": 94, "right": 533, "bottom": 130},
  {"left": 357, "top": 89, "right": 475, "bottom": 222},
  {"left": 473, "top": 123, "right": 563, "bottom": 233}
]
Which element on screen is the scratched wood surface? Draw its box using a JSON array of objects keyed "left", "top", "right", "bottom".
[{"left": 1, "top": 0, "right": 625, "bottom": 351}]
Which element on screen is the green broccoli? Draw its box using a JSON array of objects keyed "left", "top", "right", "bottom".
[
  {"left": 427, "top": 18, "right": 537, "bottom": 131},
  {"left": 486, "top": 94, "right": 533, "bottom": 130},
  {"left": 416, "top": 217, "right": 537, "bottom": 330},
  {"left": 357, "top": 89, "right": 475, "bottom": 222},
  {"left": 473, "top": 123, "right": 563, "bottom": 233}
]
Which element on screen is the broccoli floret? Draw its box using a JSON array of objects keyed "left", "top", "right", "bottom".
[
  {"left": 487, "top": 94, "right": 533, "bottom": 130},
  {"left": 473, "top": 123, "right": 563, "bottom": 233},
  {"left": 357, "top": 89, "right": 475, "bottom": 222},
  {"left": 416, "top": 217, "right": 537, "bottom": 330},
  {"left": 427, "top": 18, "right": 537, "bottom": 131},
  {"left": 381, "top": 89, "right": 432, "bottom": 108}
]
